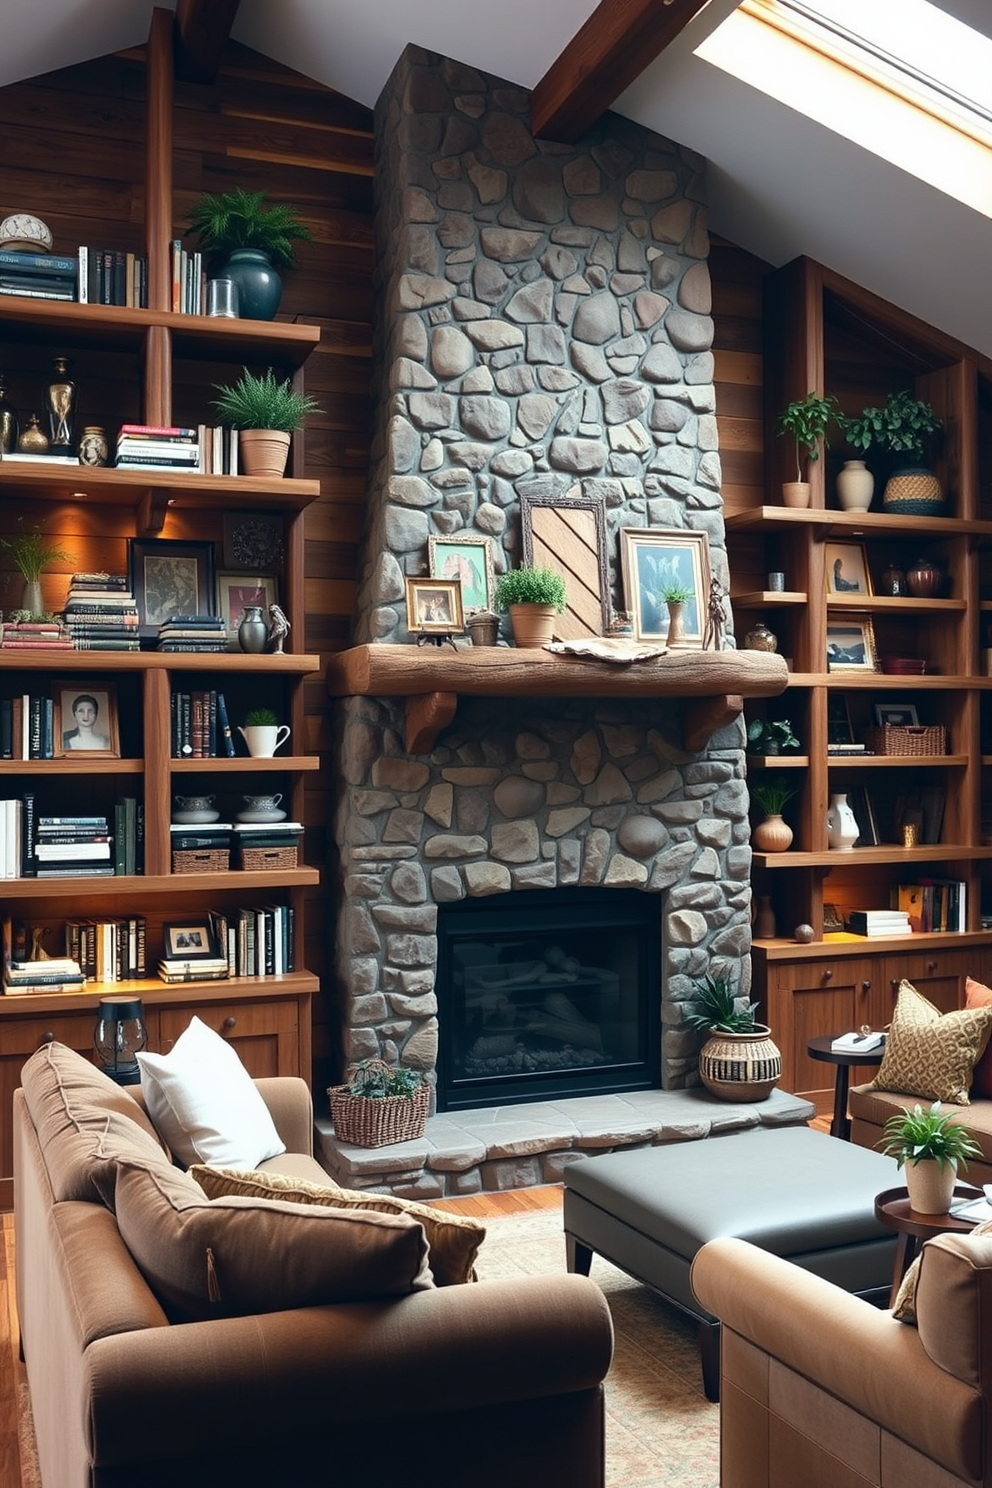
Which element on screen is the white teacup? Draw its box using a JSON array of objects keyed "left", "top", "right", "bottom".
[{"left": 238, "top": 723, "right": 291, "bottom": 758}]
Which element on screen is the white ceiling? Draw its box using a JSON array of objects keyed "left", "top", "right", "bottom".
[{"left": 8, "top": 0, "right": 992, "bottom": 357}]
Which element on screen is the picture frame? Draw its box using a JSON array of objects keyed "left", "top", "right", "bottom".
[
  {"left": 404, "top": 576, "right": 465, "bottom": 635},
  {"left": 826, "top": 619, "right": 878, "bottom": 672},
  {"left": 129, "top": 538, "right": 215, "bottom": 640},
  {"left": 825, "top": 542, "right": 872, "bottom": 597},
  {"left": 874, "top": 702, "right": 920, "bottom": 726},
  {"left": 619, "top": 528, "right": 711, "bottom": 646},
  {"left": 520, "top": 491, "right": 610, "bottom": 637},
  {"left": 216, "top": 571, "right": 279, "bottom": 648},
  {"left": 848, "top": 784, "right": 880, "bottom": 847},
  {"left": 162, "top": 921, "right": 220, "bottom": 960},
  {"left": 428, "top": 534, "right": 495, "bottom": 615},
  {"left": 52, "top": 680, "right": 121, "bottom": 758},
  {"left": 826, "top": 694, "right": 855, "bottom": 745}
]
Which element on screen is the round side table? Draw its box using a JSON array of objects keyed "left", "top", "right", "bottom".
[
  {"left": 806, "top": 1035, "right": 886, "bottom": 1140},
  {"left": 874, "top": 1184, "right": 983, "bottom": 1305}
]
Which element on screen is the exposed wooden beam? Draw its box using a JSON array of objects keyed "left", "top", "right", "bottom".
[
  {"left": 532, "top": 0, "right": 717, "bottom": 142},
  {"left": 174, "top": 0, "right": 241, "bottom": 85}
]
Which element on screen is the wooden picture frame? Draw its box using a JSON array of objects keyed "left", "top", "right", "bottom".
[
  {"left": 619, "top": 528, "right": 711, "bottom": 646},
  {"left": 163, "top": 921, "right": 220, "bottom": 960},
  {"left": 520, "top": 491, "right": 610, "bottom": 638},
  {"left": 826, "top": 619, "right": 878, "bottom": 672},
  {"left": 428, "top": 534, "right": 495, "bottom": 614},
  {"left": 216, "top": 571, "right": 279, "bottom": 649},
  {"left": 874, "top": 702, "right": 920, "bottom": 726},
  {"left": 52, "top": 680, "right": 120, "bottom": 758},
  {"left": 128, "top": 538, "right": 215, "bottom": 640},
  {"left": 825, "top": 542, "right": 873, "bottom": 597},
  {"left": 404, "top": 577, "right": 465, "bottom": 635}
]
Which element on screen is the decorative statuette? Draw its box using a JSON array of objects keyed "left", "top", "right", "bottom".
[
  {"left": 45, "top": 355, "right": 76, "bottom": 454},
  {"left": 267, "top": 603, "right": 291, "bottom": 654}
]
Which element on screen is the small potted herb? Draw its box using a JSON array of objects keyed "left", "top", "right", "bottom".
[
  {"left": 775, "top": 391, "right": 840, "bottom": 508},
  {"left": 186, "top": 187, "right": 314, "bottom": 319},
  {"left": 684, "top": 976, "right": 781, "bottom": 1103},
  {"left": 212, "top": 367, "right": 321, "bottom": 479},
  {"left": 749, "top": 776, "right": 796, "bottom": 853},
  {"left": 237, "top": 706, "right": 290, "bottom": 759},
  {"left": 0, "top": 519, "right": 69, "bottom": 617},
  {"left": 328, "top": 1057, "right": 430, "bottom": 1147},
  {"left": 878, "top": 1101, "right": 981, "bottom": 1215},
  {"left": 494, "top": 565, "right": 568, "bottom": 648}
]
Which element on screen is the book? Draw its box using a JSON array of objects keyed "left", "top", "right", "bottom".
[
  {"left": 119, "top": 424, "right": 198, "bottom": 438},
  {"left": 0, "top": 249, "right": 78, "bottom": 272},
  {"left": 830, "top": 1031, "right": 886, "bottom": 1052},
  {"left": 0, "top": 284, "right": 74, "bottom": 301}
]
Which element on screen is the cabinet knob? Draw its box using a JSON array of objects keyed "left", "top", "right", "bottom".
[
  {"left": 222, "top": 1016, "right": 237, "bottom": 1032},
  {"left": 890, "top": 979, "right": 899, "bottom": 989},
  {"left": 927, "top": 960, "right": 937, "bottom": 972},
  {"left": 822, "top": 969, "right": 833, "bottom": 982},
  {"left": 861, "top": 981, "right": 871, "bottom": 992},
  {"left": 41, "top": 1031, "right": 55, "bottom": 1045}
]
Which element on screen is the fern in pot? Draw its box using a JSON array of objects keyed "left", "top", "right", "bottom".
[
  {"left": 494, "top": 565, "right": 568, "bottom": 648},
  {"left": 186, "top": 187, "right": 314, "bottom": 320},
  {"left": 212, "top": 367, "right": 321, "bottom": 479}
]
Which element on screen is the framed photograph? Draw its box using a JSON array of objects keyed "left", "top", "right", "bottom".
[
  {"left": 52, "top": 681, "right": 120, "bottom": 758},
  {"left": 848, "top": 784, "right": 880, "bottom": 846},
  {"left": 216, "top": 571, "right": 279, "bottom": 648},
  {"left": 874, "top": 702, "right": 920, "bottom": 726},
  {"left": 404, "top": 577, "right": 465, "bottom": 635},
  {"left": 428, "top": 534, "right": 495, "bottom": 615},
  {"left": 827, "top": 694, "right": 855, "bottom": 745},
  {"left": 163, "top": 921, "right": 219, "bottom": 960},
  {"left": 129, "top": 538, "right": 215, "bottom": 640},
  {"left": 826, "top": 619, "right": 878, "bottom": 671},
  {"left": 619, "top": 528, "right": 711, "bottom": 646},
  {"left": 222, "top": 512, "right": 284, "bottom": 570},
  {"left": 825, "top": 542, "right": 872, "bottom": 597},
  {"left": 520, "top": 491, "right": 610, "bottom": 637}
]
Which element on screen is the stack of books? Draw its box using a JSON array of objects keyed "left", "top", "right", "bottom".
[
  {"left": 0, "top": 248, "right": 77, "bottom": 301},
  {"left": 4, "top": 956, "right": 86, "bottom": 995},
  {"left": 0, "top": 619, "right": 72, "bottom": 651},
  {"left": 209, "top": 904, "right": 295, "bottom": 977},
  {"left": 156, "top": 615, "right": 227, "bottom": 653},
  {"left": 62, "top": 573, "right": 140, "bottom": 651},
  {"left": 158, "top": 953, "right": 230, "bottom": 984},
  {"left": 34, "top": 814, "right": 113, "bottom": 878},
  {"left": 114, "top": 424, "right": 199, "bottom": 473},
  {"left": 0, "top": 698, "right": 56, "bottom": 759},
  {"left": 170, "top": 689, "right": 236, "bottom": 757},
  {"left": 846, "top": 908, "right": 913, "bottom": 938},
  {"left": 78, "top": 247, "right": 147, "bottom": 307}
]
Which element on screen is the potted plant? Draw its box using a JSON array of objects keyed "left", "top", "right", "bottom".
[
  {"left": 878, "top": 1100, "right": 981, "bottom": 1214},
  {"left": 0, "top": 519, "right": 69, "bottom": 617},
  {"left": 842, "top": 390, "right": 944, "bottom": 515},
  {"left": 657, "top": 581, "right": 695, "bottom": 648},
  {"left": 683, "top": 975, "right": 781, "bottom": 1102},
  {"left": 746, "top": 718, "right": 800, "bottom": 756},
  {"left": 185, "top": 187, "right": 314, "bottom": 320},
  {"left": 775, "top": 391, "right": 840, "bottom": 508},
  {"left": 212, "top": 367, "right": 321, "bottom": 479},
  {"left": 749, "top": 776, "right": 796, "bottom": 853},
  {"left": 328, "top": 1057, "right": 430, "bottom": 1147},
  {"left": 494, "top": 564, "right": 568, "bottom": 648},
  {"left": 237, "top": 706, "right": 291, "bottom": 759}
]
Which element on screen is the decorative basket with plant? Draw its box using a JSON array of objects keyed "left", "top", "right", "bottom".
[
  {"left": 775, "top": 390, "right": 840, "bottom": 507},
  {"left": 684, "top": 975, "right": 781, "bottom": 1102},
  {"left": 684, "top": 975, "right": 760, "bottom": 1035},
  {"left": 842, "top": 390, "right": 944, "bottom": 514},
  {"left": 878, "top": 1100, "right": 981, "bottom": 1214},
  {"left": 328, "top": 1058, "right": 430, "bottom": 1148},
  {"left": 212, "top": 368, "right": 321, "bottom": 479}
]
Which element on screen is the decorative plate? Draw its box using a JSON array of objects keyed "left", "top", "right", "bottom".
[
  {"left": 223, "top": 512, "right": 284, "bottom": 569},
  {"left": 0, "top": 213, "right": 53, "bottom": 252}
]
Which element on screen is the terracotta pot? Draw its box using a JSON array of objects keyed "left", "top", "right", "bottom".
[
  {"left": 781, "top": 481, "right": 810, "bottom": 508},
  {"left": 508, "top": 603, "right": 557, "bottom": 648},
  {"left": 752, "top": 813, "right": 793, "bottom": 853},
  {"left": 904, "top": 1158, "right": 957, "bottom": 1215},
  {"left": 239, "top": 429, "right": 291, "bottom": 478},
  {"left": 698, "top": 1025, "right": 782, "bottom": 1102}
]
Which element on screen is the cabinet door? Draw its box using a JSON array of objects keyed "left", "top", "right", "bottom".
[
  {"left": 156, "top": 997, "right": 302, "bottom": 1078},
  {"left": 767, "top": 958, "right": 874, "bottom": 1108},
  {"left": 0, "top": 1010, "right": 99, "bottom": 1209},
  {"left": 876, "top": 948, "right": 977, "bottom": 1021}
]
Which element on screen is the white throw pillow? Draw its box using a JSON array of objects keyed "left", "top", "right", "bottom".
[{"left": 137, "top": 1015, "right": 285, "bottom": 1168}]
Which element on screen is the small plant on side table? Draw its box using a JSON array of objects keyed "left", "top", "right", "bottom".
[{"left": 878, "top": 1101, "right": 981, "bottom": 1214}]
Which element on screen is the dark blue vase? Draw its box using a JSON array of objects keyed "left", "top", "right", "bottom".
[{"left": 221, "top": 249, "right": 282, "bottom": 320}]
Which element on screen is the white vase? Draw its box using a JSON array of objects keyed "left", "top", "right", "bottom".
[
  {"left": 826, "top": 792, "right": 859, "bottom": 851},
  {"left": 836, "top": 460, "right": 874, "bottom": 512}
]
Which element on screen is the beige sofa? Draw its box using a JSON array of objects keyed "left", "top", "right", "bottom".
[
  {"left": 692, "top": 1232, "right": 992, "bottom": 1488},
  {"left": 15, "top": 1042, "right": 613, "bottom": 1488},
  {"left": 850, "top": 1080, "right": 992, "bottom": 1186}
]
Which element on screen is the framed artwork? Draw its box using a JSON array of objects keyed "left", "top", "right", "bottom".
[
  {"left": 874, "top": 702, "right": 920, "bottom": 726},
  {"left": 826, "top": 619, "right": 878, "bottom": 671},
  {"left": 129, "top": 538, "right": 215, "bottom": 640},
  {"left": 162, "top": 921, "right": 220, "bottom": 960},
  {"left": 826, "top": 694, "right": 855, "bottom": 745},
  {"left": 52, "top": 680, "right": 120, "bottom": 758},
  {"left": 404, "top": 577, "right": 465, "bottom": 635},
  {"left": 619, "top": 528, "right": 711, "bottom": 646},
  {"left": 216, "top": 571, "right": 279, "bottom": 648},
  {"left": 825, "top": 542, "right": 872, "bottom": 597},
  {"left": 520, "top": 491, "right": 610, "bottom": 637},
  {"left": 848, "top": 784, "right": 880, "bottom": 847},
  {"left": 428, "top": 534, "right": 494, "bottom": 614},
  {"left": 222, "top": 512, "right": 284, "bottom": 570}
]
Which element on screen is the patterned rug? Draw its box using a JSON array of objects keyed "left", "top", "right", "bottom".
[{"left": 474, "top": 1206, "right": 719, "bottom": 1488}]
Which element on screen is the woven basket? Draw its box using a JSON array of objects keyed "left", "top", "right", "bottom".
[
  {"left": 882, "top": 470, "right": 944, "bottom": 516},
  {"left": 328, "top": 1062, "right": 430, "bottom": 1147},
  {"left": 172, "top": 848, "right": 230, "bottom": 873},
  {"left": 240, "top": 844, "right": 298, "bottom": 871},
  {"left": 864, "top": 724, "right": 946, "bottom": 756}
]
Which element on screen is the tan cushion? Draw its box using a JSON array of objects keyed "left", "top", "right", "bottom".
[
  {"left": 892, "top": 1217, "right": 992, "bottom": 1326},
  {"left": 914, "top": 1226, "right": 992, "bottom": 1384},
  {"left": 91, "top": 1155, "right": 434, "bottom": 1322},
  {"left": 19, "top": 1041, "right": 171, "bottom": 1202},
  {"left": 870, "top": 981, "right": 992, "bottom": 1105},
  {"left": 966, "top": 976, "right": 992, "bottom": 1099},
  {"left": 191, "top": 1164, "right": 486, "bottom": 1286}
]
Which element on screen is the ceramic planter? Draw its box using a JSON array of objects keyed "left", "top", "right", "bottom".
[
  {"left": 904, "top": 1158, "right": 957, "bottom": 1215},
  {"left": 836, "top": 459, "right": 874, "bottom": 511},
  {"left": 698, "top": 1025, "right": 782, "bottom": 1102},
  {"left": 220, "top": 248, "right": 282, "bottom": 320},
  {"left": 508, "top": 603, "right": 557, "bottom": 648},
  {"left": 238, "top": 723, "right": 291, "bottom": 757},
  {"left": 752, "top": 813, "right": 793, "bottom": 853},
  {"left": 781, "top": 481, "right": 811, "bottom": 508}
]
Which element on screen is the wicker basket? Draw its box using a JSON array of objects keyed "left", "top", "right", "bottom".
[
  {"left": 864, "top": 724, "right": 947, "bottom": 756},
  {"left": 328, "top": 1063, "right": 430, "bottom": 1147},
  {"left": 240, "top": 844, "right": 298, "bottom": 871},
  {"left": 172, "top": 848, "right": 230, "bottom": 873}
]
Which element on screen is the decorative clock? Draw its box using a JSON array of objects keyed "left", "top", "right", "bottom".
[{"left": 222, "top": 512, "right": 284, "bottom": 570}]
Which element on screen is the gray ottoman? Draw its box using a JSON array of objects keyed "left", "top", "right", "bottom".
[{"left": 563, "top": 1124, "right": 899, "bottom": 1400}]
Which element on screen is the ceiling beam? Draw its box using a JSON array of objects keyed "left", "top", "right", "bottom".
[
  {"left": 532, "top": 0, "right": 718, "bottom": 142},
  {"left": 174, "top": 0, "right": 241, "bottom": 84}
]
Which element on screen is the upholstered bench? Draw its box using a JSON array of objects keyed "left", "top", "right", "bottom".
[{"left": 564, "top": 1124, "right": 900, "bottom": 1400}]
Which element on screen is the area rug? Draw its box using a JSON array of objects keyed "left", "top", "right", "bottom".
[{"left": 474, "top": 1206, "right": 719, "bottom": 1488}]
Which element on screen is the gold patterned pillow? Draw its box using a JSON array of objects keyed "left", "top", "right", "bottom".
[
  {"left": 190, "top": 1164, "right": 486, "bottom": 1286},
  {"left": 893, "top": 1217, "right": 992, "bottom": 1325},
  {"left": 871, "top": 981, "right": 992, "bottom": 1105}
]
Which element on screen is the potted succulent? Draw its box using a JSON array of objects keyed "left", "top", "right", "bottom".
[
  {"left": 775, "top": 391, "right": 840, "bottom": 508},
  {"left": 878, "top": 1101, "right": 981, "bottom": 1214},
  {"left": 328, "top": 1057, "right": 430, "bottom": 1147},
  {"left": 185, "top": 187, "right": 314, "bottom": 320},
  {"left": 842, "top": 390, "right": 944, "bottom": 515},
  {"left": 683, "top": 975, "right": 781, "bottom": 1102},
  {"left": 657, "top": 580, "right": 695, "bottom": 648},
  {"left": 746, "top": 718, "right": 800, "bottom": 756},
  {"left": 212, "top": 367, "right": 321, "bottom": 479},
  {"left": 0, "top": 518, "right": 69, "bottom": 617},
  {"left": 237, "top": 706, "right": 291, "bottom": 758},
  {"left": 494, "top": 564, "right": 568, "bottom": 648},
  {"left": 749, "top": 776, "right": 796, "bottom": 853}
]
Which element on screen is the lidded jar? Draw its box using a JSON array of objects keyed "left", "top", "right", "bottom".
[{"left": 906, "top": 557, "right": 942, "bottom": 598}]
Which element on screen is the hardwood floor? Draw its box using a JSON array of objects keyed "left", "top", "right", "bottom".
[{"left": 0, "top": 1214, "right": 24, "bottom": 1488}]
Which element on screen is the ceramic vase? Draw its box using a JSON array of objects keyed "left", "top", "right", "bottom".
[
  {"left": 904, "top": 1158, "right": 957, "bottom": 1215},
  {"left": 17, "top": 414, "right": 47, "bottom": 453},
  {"left": 827, "top": 792, "right": 859, "bottom": 851},
  {"left": 906, "top": 558, "right": 942, "bottom": 598},
  {"left": 78, "top": 425, "right": 108, "bottom": 466},
  {"left": 20, "top": 579, "right": 43, "bottom": 616},
  {"left": 744, "top": 622, "right": 778, "bottom": 653},
  {"left": 752, "top": 813, "right": 793, "bottom": 853},
  {"left": 836, "top": 459, "right": 874, "bottom": 512},
  {"left": 665, "top": 599, "right": 687, "bottom": 647},
  {"left": 220, "top": 248, "right": 282, "bottom": 320},
  {"left": 754, "top": 894, "right": 777, "bottom": 939},
  {"left": 698, "top": 1025, "right": 782, "bottom": 1102},
  {"left": 0, "top": 374, "right": 18, "bottom": 452},
  {"left": 508, "top": 603, "right": 557, "bottom": 648},
  {"left": 237, "top": 605, "right": 269, "bottom": 653}
]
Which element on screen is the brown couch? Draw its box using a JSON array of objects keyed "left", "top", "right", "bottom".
[
  {"left": 850, "top": 1082, "right": 992, "bottom": 1186},
  {"left": 15, "top": 1043, "right": 613, "bottom": 1488},
  {"left": 692, "top": 1231, "right": 992, "bottom": 1488}
]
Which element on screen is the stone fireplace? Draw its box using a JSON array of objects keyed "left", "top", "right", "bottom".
[{"left": 328, "top": 45, "right": 757, "bottom": 1149}]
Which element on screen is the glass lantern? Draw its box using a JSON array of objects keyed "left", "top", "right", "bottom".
[{"left": 93, "top": 996, "right": 147, "bottom": 1086}]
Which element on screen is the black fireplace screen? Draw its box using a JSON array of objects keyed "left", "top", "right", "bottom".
[{"left": 436, "top": 888, "right": 660, "bottom": 1109}]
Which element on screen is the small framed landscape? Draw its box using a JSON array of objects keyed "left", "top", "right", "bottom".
[
  {"left": 619, "top": 528, "right": 711, "bottom": 646},
  {"left": 826, "top": 619, "right": 878, "bottom": 672},
  {"left": 428, "top": 534, "right": 494, "bottom": 615},
  {"left": 825, "top": 542, "right": 872, "bottom": 598},
  {"left": 52, "top": 680, "right": 121, "bottom": 758},
  {"left": 129, "top": 537, "right": 215, "bottom": 641},
  {"left": 404, "top": 576, "right": 465, "bottom": 636},
  {"left": 874, "top": 702, "right": 920, "bottom": 727}
]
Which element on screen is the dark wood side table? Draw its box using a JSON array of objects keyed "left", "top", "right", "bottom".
[
  {"left": 874, "top": 1185, "right": 983, "bottom": 1305},
  {"left": 806, "top": 1035, "right": 886, "bottom": 1140}
]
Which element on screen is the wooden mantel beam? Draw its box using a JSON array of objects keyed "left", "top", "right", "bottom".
[
  {"left": 174, "top": 0, "right": 241, "bottom": 84},
  {"left": 532, "top": 0, "right": 716, "bottom": 143}
]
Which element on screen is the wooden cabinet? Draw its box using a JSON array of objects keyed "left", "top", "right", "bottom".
[{"left": 765, "top": 956, "right": 875, "bottom": 1108}]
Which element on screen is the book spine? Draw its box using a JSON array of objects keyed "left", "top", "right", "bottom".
[
  {"left": 215, "top": 692, "right": 236, "bottom": 757},
  {"left": 20, "top": 791, "right": 35, "bottom": 877},
  {"left": 0, "top": 699, "right": 11, "bottom": 760},
  {"left": 87, "top": 245, "right": 101, "bottom": 305},
  {"left": 77, "top": 244, "right": 88, "bottom": 303},
  {"left": 0, "top": 250, "right": 78, "bottom": 271},
  {"left": 0, "top": 285, "right": 74, "bottom": 301},
  {"left": 119, "top": 424, "right": 197, "bottom": 437},
  {"left": 101, "top": 249, "right": 114, "bottom": 305}
]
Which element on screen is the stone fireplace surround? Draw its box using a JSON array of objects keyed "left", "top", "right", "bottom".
[{"left": 321, "top": 46, "right": 763, "bottom": 1195}]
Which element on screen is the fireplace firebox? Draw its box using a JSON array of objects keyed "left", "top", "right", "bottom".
[{"left": 436, "top": 888, "right": 661, "bottom": 1110}]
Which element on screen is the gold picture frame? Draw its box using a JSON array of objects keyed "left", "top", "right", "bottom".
[
  {"left": 825, "top": 542, "right": 873, "bottom": 597},
  {"left": 52, "top": 680, "right": 121, "bottom": 758},
  {"left": 404, "top": 577, "right": 465, "bottom": 635},
  {"left": 826, "top": 618, "right": 878, "bottom": 672}
]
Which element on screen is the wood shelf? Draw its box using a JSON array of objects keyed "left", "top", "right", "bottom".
[
  {"left": 0, "top": 868, "right": 320, "bottom": 901},
  {"left": 0, "top": 970, "right": 319, "bottom": 1018},
  {"left": 0, "top": 463, "right": 320, "bottom": 521},
  {"left": 0, "top": 651, "right": 320, "bottom": 673},
  {"left": 732, "top": 590, "right": 807, "bottom": 607},
  {"left": 0, "top": 757, "right": 144, "bottom": 774},
  {"left": 753, "top": 846, "right": 992, "bottom": 869},
  {"left": 752, "top": 931, "right": 992, "bottom": 964},
  {"left": 726, "top": 506, "right": 992, "bottom": 537},
  {"left": 171, "top": 755, "right": 320, "bottom": 773}
]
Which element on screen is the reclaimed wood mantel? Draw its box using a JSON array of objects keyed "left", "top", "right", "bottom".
[{"left": 325, "top": 644, "right": 790, "bottom": 753}]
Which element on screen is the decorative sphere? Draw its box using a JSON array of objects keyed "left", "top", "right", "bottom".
[{"left": 793, "top": 923, "right": 816, "bottom": 944}]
